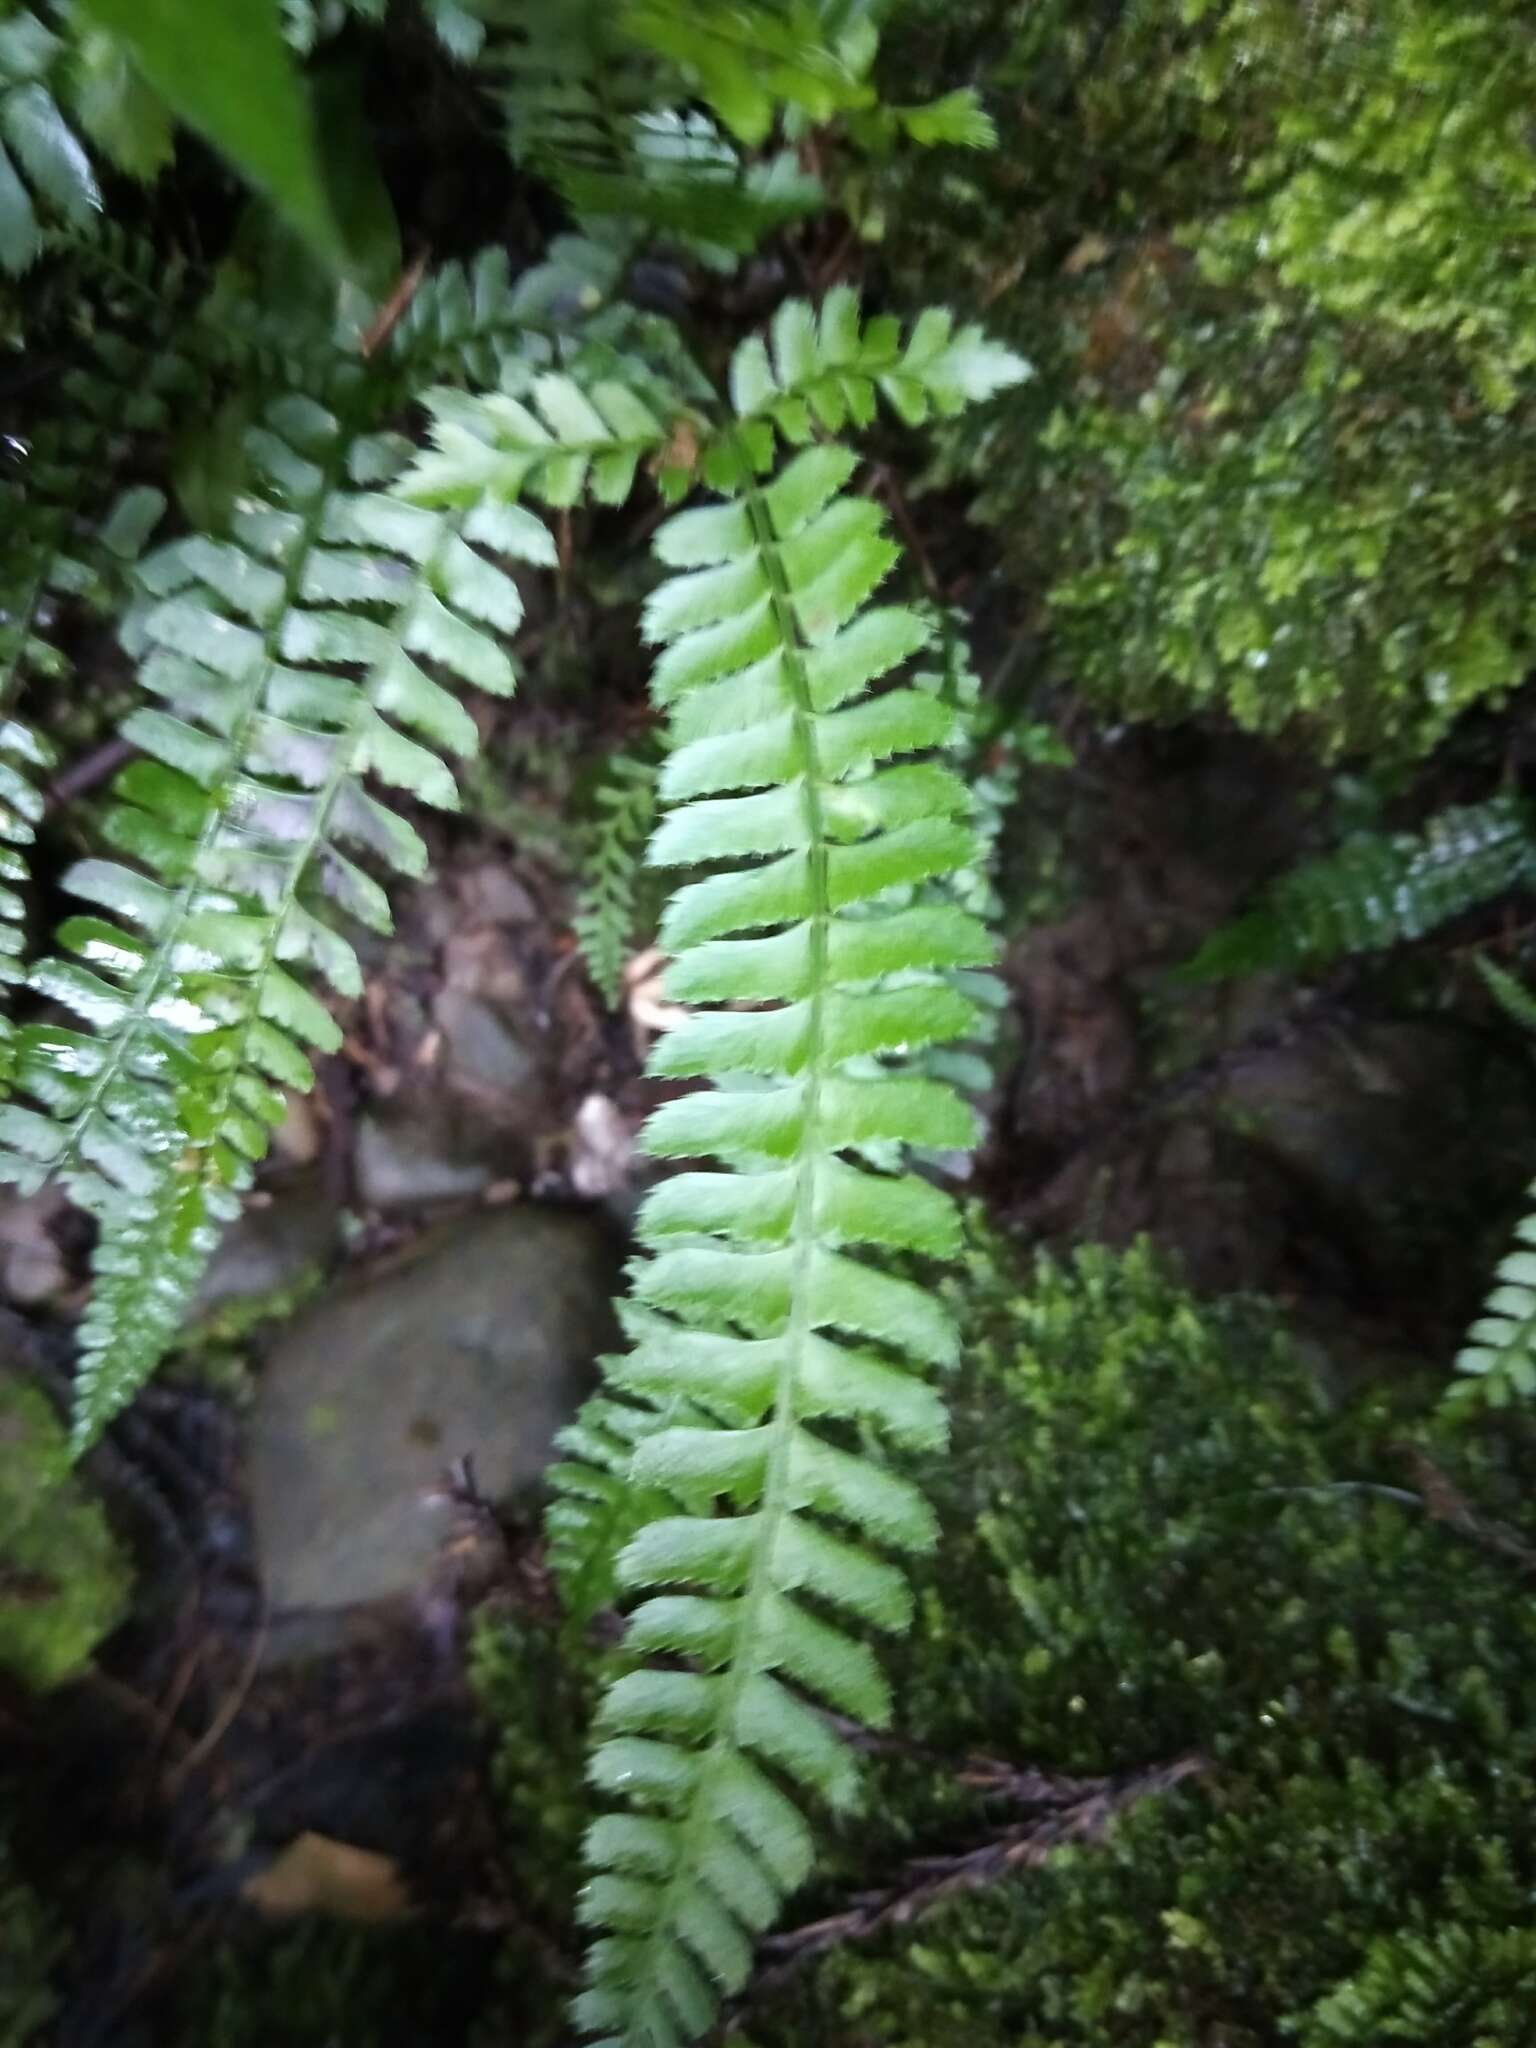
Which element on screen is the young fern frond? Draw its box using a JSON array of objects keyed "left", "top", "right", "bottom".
[
  {"left": 401, "top": 287, "right": 1025, "bottom": 2046},
  {"left": 1180, "top": 797, "right": 1536, "bottom": 982},
  {"left": 575, "top": 751, "right": 659, "bottom": 1006}
]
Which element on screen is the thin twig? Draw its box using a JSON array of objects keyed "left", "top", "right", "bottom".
[
  {"left": 1397, "top": 1445, "right": 1536, "bottom": 1575},
  {"left": 740, "top": 1753, "right": 1206, "bottom": 2002},
  {"left": 162, "top": 1596, "right": 270, "bottom": 1799},
  {"left": 43, "top": 735, "right": 137, "bottom": 813}
]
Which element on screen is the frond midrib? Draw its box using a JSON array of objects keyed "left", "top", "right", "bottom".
[
  {"left": 618, "top": 435, "right": 838, "bottom": 2008},
  {"left": 42, "top": 383, "right": 367, "bottom": 1184}
]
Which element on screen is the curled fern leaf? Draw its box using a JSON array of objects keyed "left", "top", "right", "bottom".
[{"left": 1181, "top": 797, "right": 1536, "bottom": 982}]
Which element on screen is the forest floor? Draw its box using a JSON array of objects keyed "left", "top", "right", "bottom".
[{"left": 6, "top": 663, "right": 1534, "bottom": 2040}]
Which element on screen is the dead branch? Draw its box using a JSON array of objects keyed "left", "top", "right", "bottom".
[{"left": 741, "top": 1752, "right": 1207, "bottom": 2002}]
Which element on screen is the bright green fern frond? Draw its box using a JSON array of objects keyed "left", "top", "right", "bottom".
[
  {"left": 0, "top": 8, "right": 101, "bottom": 273},
  {"left": 0, "top": 718, "right": 53, "bottom": 1078},
  {"left": 1450, "top": 1182, "right": 1536, "bottom": 1410},
  {"left": 728, "top": 284, "right": 1032, "bottom": 442},
  {"left": 512, "top": 303, "right": 1028, "bottom": 2048},
  {"left": 575, "top": 751, "right": 659, "bottom": 1006},
  {"left": 0, "top": 367, "right": 545, "bottom": 1445},
  {"left": 1180, "top": 797, "right": 1536, "bottom": 982}
]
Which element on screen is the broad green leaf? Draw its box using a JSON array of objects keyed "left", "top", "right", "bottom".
[{"left": 78, "top": 0, "right": 347, "bottom": 271}]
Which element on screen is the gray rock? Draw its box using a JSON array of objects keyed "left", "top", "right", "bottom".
[
  {"left": 353, "top": 1109, "right": 495, "bottom": 1210},
  {"left": 433, "top": 988, "right": 538, "bottom": 1101},
  {"left": 250, "top": 1205, "right": 619, "bottom": 1612},
  {"left": 195, "top": 1173, "right": 339, "bottom": 1315}
]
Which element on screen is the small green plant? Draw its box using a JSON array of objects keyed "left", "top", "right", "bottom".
[
  {"left": 573, "top": 750, "right": 659, "bottom": 1007},
  {"left": 0, "top": 1810, "right": 65, "bottom": 2048},
  {"left": 0, "top": 1377, "right": 130, "bottom": 1690}
]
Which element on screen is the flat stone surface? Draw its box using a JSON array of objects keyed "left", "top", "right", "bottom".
[
  {"left": 353, "top": 1110, "right": 495, "bottom": 1210},
  {"left": 250, "top": 1205, "right": 619, "bottom": 1611},
  {"left": 195, "top": 1172, "right": 339, "bottom": 1315}
]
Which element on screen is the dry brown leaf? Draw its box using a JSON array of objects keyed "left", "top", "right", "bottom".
[{"left": 241, "top": 1831, "right": 413, "bottom": 1923}]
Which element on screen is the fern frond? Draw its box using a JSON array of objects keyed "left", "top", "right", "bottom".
[
  {"left": 0, "top": 368, "right": 547, "bottom": 1445},
  {"left": 1474, "top": 953, "right": 1536, "bottom": 1038},
  {"left": 485, "top": 0, "right": 822, "bottom": 261},
  {"left": 1180, "top": 798, "right": 1536, "bottom": 982},
  {"left": 281, "top": 0, "right": 484, "bottom": 61},
  {"left": 580, "top": 443, "right": 992, "bottom": 2048},
  {"left": 729, "top": 287, "right": 1031, "bottom": 437},
  {"left": 546, "top": 1375, "right": 701, "bottom": 1631},
  {"left": 904, "top": 615, "right": 1016, "bottom": 1106},
  {"left": 575, "top": 751, "right": 658, "bottom": 1006},
  {"left": 407, "top": 290, "right": 1026, "bottom": 2043},
  {"left": 417, "top": 295, "right": 1020, "bottom": 2047},
  {"left": 0, "top": 718, "right": 53, "bottom": 1079},
  {"left": 0, "top": 8, "right": 100, "bottom": 273},
  {"left": 1451, "top": 1182, "right": 1536, "bottom": 1408}
]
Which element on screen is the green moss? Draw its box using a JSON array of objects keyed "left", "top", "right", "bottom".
[
  {"left": 468, "top": 1608, "right": 610, "bottom": 2046},
  {"left": 0, "top": 1379, "right": 130, "bottom": 1691},
  {"left": 0, "top": 1813, "right": 66, "bottom": 2048},
  {"left": 174, "top": 1921, "right": 486, "bottom": 2048},
  {"left": 746, "top": 1235, "right": 1536, "bottom": 2045},
  {"left": 874, "top": 0, "right": 1536, "bottom": 758}
]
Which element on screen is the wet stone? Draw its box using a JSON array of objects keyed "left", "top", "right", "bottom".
[{"left": 249, "top": 1206, "right": 619, "bottom": 1615}]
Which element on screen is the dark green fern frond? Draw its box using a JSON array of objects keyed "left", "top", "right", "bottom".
[
  {"left": 546, "top": 1375, "right": 699, "bottom": 1631},
  {"left": 1474, "top": 953, "right": 1536, "bottom": 1038},
  {"left": 1180, "top": 797, "right": 1536, "bottom": 982},
  {"left": 0, "top": 8, "right": 101, "bottom": 274},
  {"left": 575, "top": 751, "right": 658, "bottom": 1006},
  {"left": 483, "top": 0, "right": 822, "bottom": 261}
]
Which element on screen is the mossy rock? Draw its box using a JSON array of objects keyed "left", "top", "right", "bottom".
[{"left": 0, "top": 1376, "right": 130, "bottom": 1692}]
